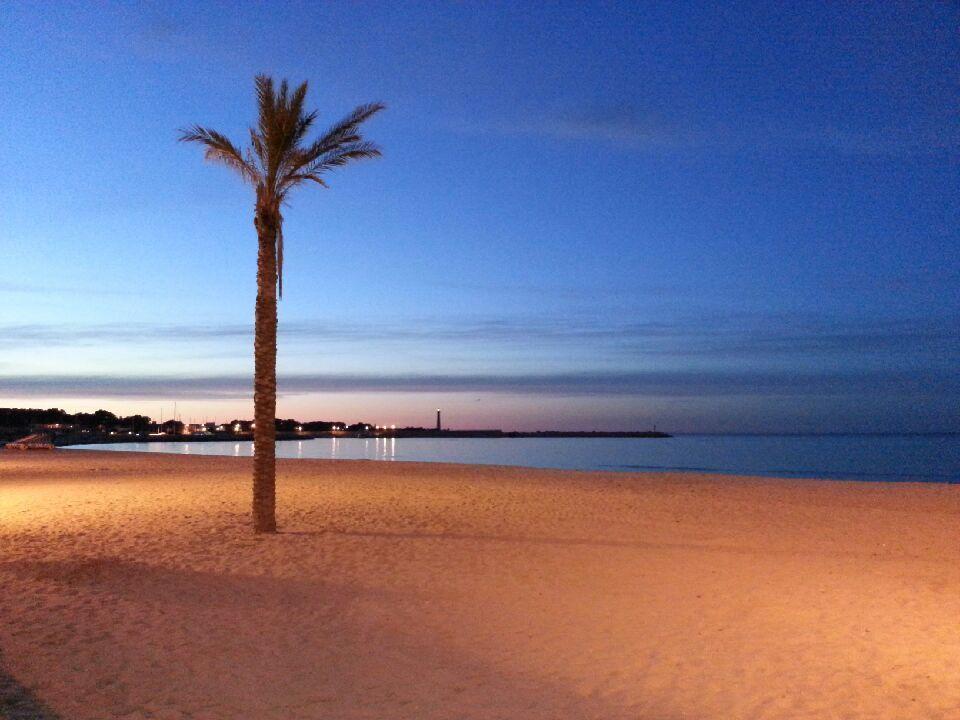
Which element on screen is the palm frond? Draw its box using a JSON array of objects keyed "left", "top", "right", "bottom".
[
  {"left": 178, "top": 125, "right": 260, "bottom": 183},
  {"left": 289, "top": 82, "right": 308, "bottom": 126},
  {"left": 279, "top": 102, "right": 385, "bottom": 185},
  {"left": 315, "top": 103, "right": 386, "bottom": 156},
  {"left": 273, "top": 82, "right": 315, "bottom": 181},
  {"left": 248, "top": 128, "right": 267, "bottom": 175},
  {"left": 255, "top": 75, "right": 276, "bottom": 139},
  {"left": 284, "top": 174, "right": 330, "bottom": 188},
  {"left": 291, "top": 109, "right": 318, "bottom": 148},
  {"left": 255, "top": 74, "right": 286, "bottom": 182},
  {"left": 282, "top": 141, "right": 381, "bottom": 189}
]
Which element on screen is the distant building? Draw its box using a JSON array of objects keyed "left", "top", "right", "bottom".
[
  {"left": 159, "top": 420, "right": 184, "bottom": 434},
  {"left": 436, "top": 409, "right": 442, "bottom": 431},
  {"left": 33, "top": 423, "right": 75, "bottom": 432}
]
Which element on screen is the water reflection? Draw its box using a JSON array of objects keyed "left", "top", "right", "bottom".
[{"left": 377, "top": 436, "right": 395, "bottom": 461}]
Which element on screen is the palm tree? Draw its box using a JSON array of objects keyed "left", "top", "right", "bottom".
[{"left": 180, "top": 76, "right": 383, "bottom": 532}]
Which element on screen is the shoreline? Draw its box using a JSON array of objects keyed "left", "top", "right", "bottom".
[
  {"left": 61, "top": 445, "right": 954, "bottom": 484},
  {"left": 54, "top": 446, "right": 896, "bottom": 486},
  {"left": 39, "top": 429, "right": 672, "bottom": 448},
  {"left": 2, "top": 451, "right": 959, "bottom": 719},
  {"left": 59, "top": 441, "right": 960, "bottom": 486}
]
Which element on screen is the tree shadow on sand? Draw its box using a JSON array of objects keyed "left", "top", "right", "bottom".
[
  {"left": 0, "top": 556, "right": 687, "bottom": 720},
  {"left": 285, "top": 527, "right": 946, "bottom": 564},
  {"left": 0, "top": 650, "right": 63, "bottom": 720}
]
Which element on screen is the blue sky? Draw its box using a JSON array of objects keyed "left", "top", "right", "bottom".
[{"left": 1, "top": 1, "right": 958, "bottom": 432}]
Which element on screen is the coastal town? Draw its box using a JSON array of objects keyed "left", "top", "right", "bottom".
[{"left": 0, "top": 407, "right": 670, "bottom": 448}]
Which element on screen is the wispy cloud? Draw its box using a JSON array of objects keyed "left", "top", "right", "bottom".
[
  {"left": 0, "top": 322, "right": 251, "bottom": 346},
  {"left": 514, "top": 106, "right": 705, "bottom": 150},
  {"left": 461, "top": 105, "right": 959, "bottom": 158},
  {"left": 1, "top": 368, "right": 956, "bottom": 400},
  {"left": 428, "top": 279, "right": 687, "bottom": 300},
  {"left": 0, "top": 313, "right": 955, "bottom": 360},
  {"left": 457, "top": 105, "right": 706, "bottom": 152},
  {"left": 633, "top": 316, "right": 960, "bottom": 358},
  {"left": 129, "top": 12, "right": 218, "bottom": 62}
]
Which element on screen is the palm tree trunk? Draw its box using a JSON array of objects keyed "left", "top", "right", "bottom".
[{"left": 253, "top": 216, "right": 278, "bottom": 533}]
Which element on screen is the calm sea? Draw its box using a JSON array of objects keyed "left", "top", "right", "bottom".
[{"left": 68, "top": 434, "right": 960, "bottom": 483}]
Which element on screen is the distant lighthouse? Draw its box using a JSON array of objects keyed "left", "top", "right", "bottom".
[{"left": 436, "top": 408, "right": 442, "bottom": 432}]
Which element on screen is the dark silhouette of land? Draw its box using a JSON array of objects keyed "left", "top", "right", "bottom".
[{"left": 0, "top": 407, "right": 670, "bottom": 447}]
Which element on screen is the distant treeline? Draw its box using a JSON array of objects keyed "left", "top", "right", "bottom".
[
  {"left": 0, "top": 408, "right": 406, "bottom": 434},
  {"left": 0, "top": 407, "right": 152, "bottom": 430}
]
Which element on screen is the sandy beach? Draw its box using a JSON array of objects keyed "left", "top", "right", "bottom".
[{"left": 1, "top": 450, "right": 958, "bottom": 719}]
